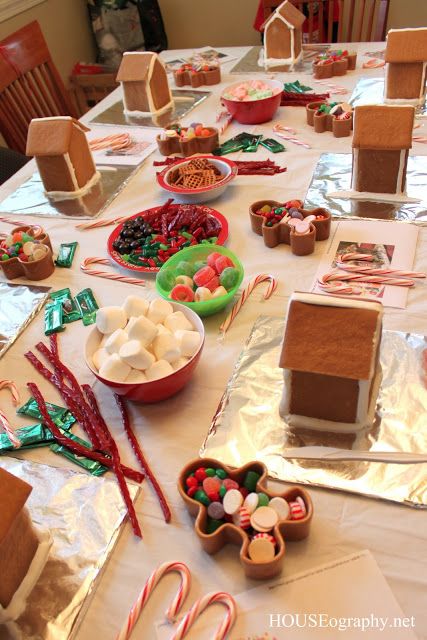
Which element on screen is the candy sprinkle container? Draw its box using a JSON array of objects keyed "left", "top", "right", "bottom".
[{"left": 178, "top": 458, "right": 313, "bottom": 580}]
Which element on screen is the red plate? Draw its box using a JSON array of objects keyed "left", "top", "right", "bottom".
[{"left": 107, "top": 204, "right": 229, "bottom": 273}]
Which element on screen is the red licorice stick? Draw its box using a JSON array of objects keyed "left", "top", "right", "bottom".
[
  {"left": 24, "top": 351, "right": 143, "bottom": 484},
  {"left": 114, "top": 394, "right": 172, "bottom": 524},
  {"left": 81, "top": 384, "right": 142, "bottom": 538}
]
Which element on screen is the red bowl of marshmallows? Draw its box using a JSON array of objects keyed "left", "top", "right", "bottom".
[
  {"left": 84, "top": 296, "right": 204, "bottom": 402},
  {"left": 221, "top": 79, "right": 283, "bottom": 125}
]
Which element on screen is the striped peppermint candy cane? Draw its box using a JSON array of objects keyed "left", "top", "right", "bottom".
[
  {"left": 89, "top": 133, "right": 131, "bottom": 151},
  {"left": 0, "top": 409, "right": 21, "bottom": 448},
  {"left": 116, "top": 561, "right": 191, "bottom": 640},
  {"left": 220, "top": 274, "right": 278, "bottom": 336},
  {"left": 0, "top": 380, "right": 20, "bottom": 405},
  {"left": 170, "top": 591, "right": 237, "bottom": 640},
  {"left": 312, "top": 80, "right": 349, "bottom": 94},
  {"left": 76, "top": 215, "right": 133, "bottom": 231},
  {"left": 320, "top": 272, "right": 415, "bottom": 287},
  {"left": 81, "top": 257, "right": 146, "bottom": 286},
  {"left": 272, "top": 124, "right": 310, "bottom": 149},
  {"left": 0, "top": 215, "right": 28, "bottom": 227},
  {"left": 318, "top": 281, "right": 363, "bottom": 295},
  {"left": 337, "top": 264, "right": 426, "bottom": 279},
  {"left": 338, "top": 253, "right": 376, "bottom": 263}
]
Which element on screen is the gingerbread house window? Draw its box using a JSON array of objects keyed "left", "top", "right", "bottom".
[
  {"left": 263, "top": 0, "right": 305, "bottom": 70},
  {"left": 384, "top": 28, "right": 427, "bottom": 104}
]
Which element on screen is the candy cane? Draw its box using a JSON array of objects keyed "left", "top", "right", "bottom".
[
  {"left": 362, "top": 58, "right": 385, "bottom": 68},
  {"left": 90, "top": 133, "right": 131, "bottom": 151},
  {"left": 312, "top": 80, "right": 348, "bottom": 94},
  {"left": 220, "top": 274, "right": 278, "bottom": 336},
  {"left": 338, "top": 253, "right": 376, "bottom": 263},
  {"left": 81, "top": 257, "right": 146, "bottom": 286},
  {"left": 320, "top": 272, "right": 415, "bottom": 287},
  {"left": 170, "top": 591, "right": 237, "bottom": 640},
  {"left": 336, "top": 264, "right": 426, "bottom": 279},
  {"left": 272, "top": 124, "right": 310, "bottom": 149},
  {"left": 216, "top": 110, "right": 234, "bottom": 135},
  {"left": 76, "top": 215, "right": 133, "bottom": 230},
  {"left": 0, "top": 380, "right": 20, "bottom": 405},
  {"left": 0, "top": 409, "right": 21, "bottom": 448},
  {"left": 116, "top": 561, "right": 191, "bottom": 640},
  {"left": 317, "top": 281, "right": 363, "bottom": 295},
  {"left": 0, "top": 215, "right": 28, "bottom": 226},
  {"left": 412, "top": 135, "right": 427, "bottom": 144}
]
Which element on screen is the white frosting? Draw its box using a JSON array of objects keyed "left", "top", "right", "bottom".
[
  {"left": 262, "top": 1, "right": 302, "bottom": 70},
  {"left": 46, "top": 168, "right": 101, "bottom": 201},
  {"left": 0, "top": 527, "right": 52, "bottom": 623},
  {"left": 327, "top": 189, "right": 421, "bottom": 203}
]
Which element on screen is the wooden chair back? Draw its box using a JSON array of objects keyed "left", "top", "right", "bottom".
[
  {"left": 0, "top": 21, "right": 77, "bottom": 153},
  {"left": 70, "top": 73, "right": 119, "bottom": 117}
]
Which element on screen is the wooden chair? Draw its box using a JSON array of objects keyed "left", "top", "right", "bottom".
[
  {"left": 262, "top": 0, "right": 389, "bottom": 43},
  {"left": 70, "top": 73, "right": 119, "bottom": 116},
  {"left": 0, "top": 21, "right": 77, "bottom": 154}
]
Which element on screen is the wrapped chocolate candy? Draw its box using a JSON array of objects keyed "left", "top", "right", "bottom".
[{"left": 55, "top": 242, "right": 78, "bottom": 268}]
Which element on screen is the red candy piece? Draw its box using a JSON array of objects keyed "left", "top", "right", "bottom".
[
  {"left": 207, "top": 491, "right": 220, "bottom": 502},
  {"left": 223, "top": 478, "right": 239, "bottom": 491},
  {"left": 206, "top": 252, "right": 222, "bottom": 270},
  {"left": 195, "top": 467, "right": 208, "bottom": 482},
  {"left": 187, "top": 485, "right": 198, "bottom": 498},
  {"left": 194, "top": 265, "right": 216, "bottom": 287},
  {"left": 204, "top": 275, "right": 220, "bottom": 293},
  {"left": 203, "top": 476, "right": 221, "bottom": 494},
  {"left": 239, "top": 487, "right": 249, "bottom": 498},
  {"left": 170, "top": 284, "right": 195, "bottom": 302},
  {"left": 186, "top": 475, "right": 198, "bottom": 488},
  {"left": 214, "top": 255, "right": 234, "bottom": 274},
  {"left": 201, "top": 129, "right": 211, "bottom": 137}
]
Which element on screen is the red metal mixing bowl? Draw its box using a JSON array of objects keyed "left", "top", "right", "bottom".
[{"left": 221, "top": 79, "right": 283, "bottom": 125}]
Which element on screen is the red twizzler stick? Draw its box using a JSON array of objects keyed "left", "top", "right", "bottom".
[{"left": 115, "top": 394, "right": 172, "bottom": 524}]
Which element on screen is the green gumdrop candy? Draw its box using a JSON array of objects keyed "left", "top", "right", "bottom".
[
  {"left": 157, "top": 269, "right": 176, "bottom": 291},
  {"left": 175, "top": 261, "right": 195, "bottom": 277},
  {"left": 215, "top": 468, "right": 227, "bottom": 479},
  {"left": 193, "top": 260, "right": 207, "bottom": 272},
  {"left": 206, "top": 518, "right": 223, "bottom": 534},
  {"left": 220, "top": 267, "right": 239, "bottom": 290},
  {"left": 257, "top": 492, "right": 270, "bottom": 507},
  {"left": 194, "top": 489, "right": 210, "bottom": 506}
]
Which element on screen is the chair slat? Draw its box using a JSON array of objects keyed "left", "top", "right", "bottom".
[
  {"left": 327, "top": 0, "right": 334, "bottom": 42},
  {"left": 366, "top": 0, "right": 376, "bottom": 41}
]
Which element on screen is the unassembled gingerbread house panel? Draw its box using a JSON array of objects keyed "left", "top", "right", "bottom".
[
  {"left": 26, "top": 116, "right": 100, "bottom": 197},
  {"left": 263, "top": 0, "right": 305, "bottom": 70},
  {"left": 384, "top": 28, "right": 427, "bottom": 105},
  {"left": 279, "top": 292, "right": 383, "bottom": 433},
  {"left": 351, "top": 105, "right": 415, "bottom": 195},
  {"left": 116, "top": 51, "right": 173, "bottom": 115}
]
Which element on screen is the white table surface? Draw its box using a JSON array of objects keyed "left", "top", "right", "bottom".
[{"left": 0, "top": 44, "right": 426, "bottom": 640}]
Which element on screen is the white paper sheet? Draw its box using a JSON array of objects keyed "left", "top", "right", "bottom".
[
  {"left": 311, "top": 220, "right": 420, "bottom": 308},
  {"left": 156, "top": 551, "right": 418, "bottom": 640},
  {"left": 86, "top": 125, "right": 158, "bottom": 166}
]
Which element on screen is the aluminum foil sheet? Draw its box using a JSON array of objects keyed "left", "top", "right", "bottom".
[
  {"left": 304, "top": 153, "right": 427, "bottom": 224},
  {"left": 0, "top": 456, "right": 139, "bottom": 640},
  {"left": 0, "top": 166, "right": 138, "bottom": 220},
  {"left": 349, "top": 76, "right": 427, "bottom": 117},
  {"left": 201, "top": 316, "right": 427, "bottom": 507},
  {"left": 90, "top": 90, "right": 211, "bottom": 128},
  {"left": 230, "top": 45, "right": 330, "bottom": 74},
  {"left": 0, "top": 283, "right": 50, "bottom": 360}
]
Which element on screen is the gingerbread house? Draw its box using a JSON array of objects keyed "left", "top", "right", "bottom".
[
  {"left": 351, "top": 105, "right": 415, "bottom": 195},
  {"left": 116, "top": 51, "right": 173, "bottom": 115},
  {"left": 384, "top": 28, "right": 427, "bottom": 105},
  {"left": 26, "top": 117, "right": 100, "bottom": 197},
  {"left": 262, "top": 0, "right": 305, "bottom": 71},
  {"left": 279, "top": 292, "right": 383, "bottom": 433}
]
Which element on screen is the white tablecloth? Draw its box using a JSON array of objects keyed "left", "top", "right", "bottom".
[{"left": 0, "top": 45, "right": 426, "bottom": 640}]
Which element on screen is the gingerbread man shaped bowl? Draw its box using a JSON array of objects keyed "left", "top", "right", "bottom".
[{"left": 178, "top": 458, "right": 313, "bottom": 580}]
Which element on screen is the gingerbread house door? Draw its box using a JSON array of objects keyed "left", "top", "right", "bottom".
[{"left": 352, "top": 149, "right": 408, "bottom": 194}]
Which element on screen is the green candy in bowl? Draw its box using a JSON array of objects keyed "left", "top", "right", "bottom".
[{"left": 156, "top": 245, "right": 244, "bottom": 317}]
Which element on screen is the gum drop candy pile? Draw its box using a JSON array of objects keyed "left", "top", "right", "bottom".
[{"left": 0, "top": 231, "right": 47, "bottom": 262}]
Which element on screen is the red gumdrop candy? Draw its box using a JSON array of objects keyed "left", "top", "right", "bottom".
[
  {"left": 187, "top": 485, "right": 198, "bottom": 498},
  {"left": 19, "top": 254, "right": 29, "bottom": 262},
  {"left": 206, "top": 252, "right": 223, "bottom": 271},
  {"left": 204, "top": 275, "right": 220, "bottom": 292},
  {"left": 223, "top": 478, "right": 239, "bottom": 491},
  {"left": 207, "top": 491, "right": 220, "bottom": 502},
  {"left": 203, "top": 476, "right": 221, "bottom": 494},
  {"left": 12, "top": 232, "right": 23, "bottom": 243},
  {"left": 170, "top": 284, "right": 195, "bottom": 302},
  {"left": 239, "top": 487, "right": 249, "bottom": 498},
  {"left": 215, "top": 255, "right": 234, "bottom": 274},
  {"left": 186, "top": 475, "right": 198, "bottom": 488},
  {"left": 201, "top": 128, "right": 211, "bottom": 137},
  {"left": 193, "top": 265, "right": 215, "bottom": 287},
  {"left": 195, "top": 467, "right": 208, "bottom": 482}
]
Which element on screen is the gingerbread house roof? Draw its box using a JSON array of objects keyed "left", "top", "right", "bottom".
[
  {"left": 116, "top": 52, "right": 157, "bottom": 82},
  {"left": 385, "top": 28, "right": 427, "bottom": 63},
  {"left": 279, "top": 292, "right": 383, "bottom": 380},
  {"left": 352, "top": 105, "right": 414, "bottom": 150},
  {"left": 26, "top": 117, "right": 90, "bottom": 157},
  {"left": 264, "top": 0, "right": 305, "bottom": 31},
  {"left": 0, "top": 467, "right": 32, "bottom": 545}
]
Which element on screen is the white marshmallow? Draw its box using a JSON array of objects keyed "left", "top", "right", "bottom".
[
  {"left": 145, "top": 359, "right": 174, "bottom": 381},
  {"left": 125, "top": 316, "right": 139, "bottom": 333},
  {"left": 119, "top": 340, "right": 155, "bottom": 370},
  {"left": 96, "top": 306, "right": 127, "bottom": 334},
  {"left": 164, "top": 311, "right": 193, "bottom": 333},
  {"left": 123, "top": 295, "right": 149, "bottom": 319},
  {"left": 125, "top": 368, "right": 148, "bottom": 383},
  {"left": 157, "top": 324, "right": 172, "bottom": 336},
  {"left": 175, "top": 329, "right": 201, "bottom": 357},
  {"left": 127, "top": 315, "right": 158, "bottom": 346},
  {"left": 147, "top": 298, "right": 174, "bottom": 324},
  {"left": 212, "top": 286, "right": 228, "bottom": 299},
  {"left": 172, "top": 356, "right": 189, "bottom": 371},
  {"left": 195, "top": 287, "right": 212, "bottom": 302},
  {"left": 99, "top": 353, "right": 131, "bottom": 382},
  {"left": 92, "top": 347, "right": 109, "bottom": 371},
  {"left": 152, "top": 333, "right": 181, "bottom": 363},
  {"left": 105, "top": 329, "right": 128, "bottom": 355}
]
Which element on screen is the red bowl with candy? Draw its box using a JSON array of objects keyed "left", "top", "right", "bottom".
[
  {"left": 221, "top": 79, "right": 283, "bottom": 124},
  {"left": 84, "top": 301, "right": 204, "bottom": 403}
]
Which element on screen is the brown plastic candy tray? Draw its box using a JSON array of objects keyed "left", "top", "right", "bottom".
[
  {"left": 178, "top": 457, "right": 313, "bottom": 580},
  {"left": 306, "top": 102, "right": 353, "bottom": 137},
  {"left": 0, "top": 226, "right": 54, "bottom": 280},
  {"left": 312, "top": 52, "right": 357, "bottom": 79},
  {"left": 174, "top": 66, "right": 221, "bottom": 88},
  {"left": 156, "top": 127, "right": 219, "bottom": 157},
  {"left": 249, "top": 200, "right": 331, "bottom": 256}
]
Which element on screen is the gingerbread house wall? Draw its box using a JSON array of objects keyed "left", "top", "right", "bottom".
[
  {"left": 36, "top": 156, "right": 77, "bottom": 193},
  {"left": 288, "top": 371, "right": 360, "bottom": 422},
  {"left": 265, "top": 19, "right": 292, "bottom": 61},
  {"left": 0, "top": 508, "right": 39, "bottom": 608},
  {"left": 386, "top": 62, "right": 426, "bottom": 100},
  {"left": 149, "top": 58, "right": 172, "bottom": 112},
  {"left": 352, "top": 148, "right": 408, "bottom": 194},
  {"left": 123, "top": 81, "right": 151, "bottom": 113},
  {"left": 69, "top": 126, "right": 96, "bottom": 189}
]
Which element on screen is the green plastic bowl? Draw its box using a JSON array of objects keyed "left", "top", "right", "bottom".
[{"left": 155, "top": 245, "right": 244, "bottom": 317}]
